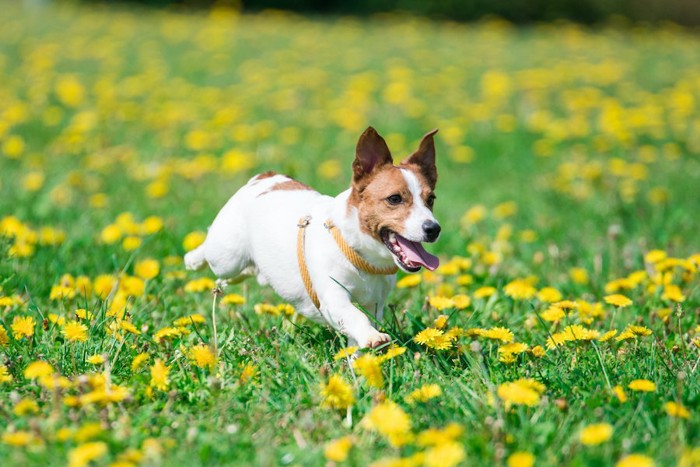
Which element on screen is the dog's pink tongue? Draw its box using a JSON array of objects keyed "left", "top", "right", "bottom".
[{"left": 396, "top": 235, "right": 440, "bottom": 271}]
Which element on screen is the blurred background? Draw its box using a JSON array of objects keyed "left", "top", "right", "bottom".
[{"left": 90, "top": 0, "right": 700, "bottom": 25}]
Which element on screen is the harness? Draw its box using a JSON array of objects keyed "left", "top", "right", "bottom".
[{"left": 296, "top": 216, "right": 398, "bottom": 309}]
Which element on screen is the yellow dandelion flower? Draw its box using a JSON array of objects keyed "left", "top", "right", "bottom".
[
  {"left": 183, "top": 231, "right": 206, "bottom": 252},
  {"left": 14, "top": 398, "right": 39, "bottom": 416},
  {"left": 414, "top": 328, "right": 454, "bottom": 350},
  {"left": 0, "top": 326, "right": 9, "bottom": 346},
  {"left": 498, "top": 343, "right": 528, "bottom": 359},
  {"left": 0, "top": 365, "right": 13, "bottom": 384},
  {"left": 538, "top": 287, "right": 562, "bottom": 303},
  {"left": 87, "top": 355, "right": 105, "bottom": 365},
  {"left": 320, "top": 374, "right": 354, "bottom": 410},
  {"left": 189, "top": 344, "right": 216, "bottom": 370},
  {"left": 504, "top": 279, "right": 537, "bottom": 300},
  {"left": 63, "top": 320, "right": 88, "bottom": 342},
  {"left": 396, "top": 275, "right": 422, "bottom": 288},
  {"left": 68, "top": 441, "right": 108, "bottom": 467},
  {"left": 433, "top": 314, "right": 449, "bottom": 329},
  {"left": 149, "top": 359, "right": 170, "bottom": 391},
  {"left": 184, "top": 277, "right": 216, "bottom": 293},
  {"left": 662, "top": 284, "right": 685, "bottom": 302},
  {"left": 134, "top": 258, "right": 160, "bottom": 280},
  {"left": 362, "top": 401, "right": 412, "bottom": 447},
  {"left": 473, "top": 286, "right": 497, "bottom": 299},
  {"left": 429, "top": 296, "right": 455, "bottom": 311},
  {"left": 406, "top": 384, "right": 442, "bottom": 404},
  {"left": 423, "top": 441, "right": 465, "bottom": 467},
  {"left": 645, "top": 250, "right": 667, "bottom": 264},
  {"left": 353, "top": 354, "right": 384, "bottom": 388},
  {"left": 324, "top": 436, "right": 353, "bottom": 462},
  {"left": 605, "top": 294, "right": 633, "bottom": 307},
  {"left": 452, "top": 294, "right": 471, "bottom": 309},
  {"left": 379, "top": 345, "right": 407, "bottom": 362},
  {"left": 154, "top": 327, "right": 181, "bottom": 343},
  {"left": 497, "top": 378, "right": 545, "bottom": 408},
  {"left": 628, "top": 379, "right": 656, "bottom": 392},
  {"left": 24, "top": 360, "right": 54, "bottom": 379},
  {"left": 11, "top": 315, "right": 35, "bottom": 339},
  {"left": 239, "top": 363, "right": 258, "bottom": 384},
  {"left": 482, "top": 327, "right": 514, "bottom": 343},
  {"left": 462, "top": 205, "right": 487, "bottom": 225},
  {"left": 540, "top": 306, "right": 566, "bottom": 322},
  {"left": 131, "top": 352, "right": 151, "bottom": 371},
  {"left": 579, "top": 423, "right": 613, "bottom": 445},
  {"left": 613, "top": 385, "right": 628, "bottom": 403},
  {"left": 615, "top": 454, "right": 655, "bottom": 467},
  {"left": 507, "top": 451, "right": 535, "bottom": 467},
  {"left": 221, "top": 293, "right": 246, "bottom": 305},
  {"left": 173, "top": 314, "right": 206, "bottom": 327},
  {"left": 333, "top": 347, "right": 359, "bottom": 361},
  {"left": 663, "top": 401, "right": 690, "bottom": 419},
  {"left": 599, "top": 330, "right": 618, "bottom": 342},
  {"left": 416, "top": 423, "right": 463, "bottom": 447},
  {"left": 2, "top": 431, "right": 35, "bottom": 447}
]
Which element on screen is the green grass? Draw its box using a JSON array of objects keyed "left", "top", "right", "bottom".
[{"left": 0, "top": 3, "right": 699, "bottom": 466}]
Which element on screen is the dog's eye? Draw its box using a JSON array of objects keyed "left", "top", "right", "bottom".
[
  {"left": 387, "top": 194, "right": 403, "bottom": 205},
  {"left": 426, "top": 194, "right": 436, "bottom": 208}
]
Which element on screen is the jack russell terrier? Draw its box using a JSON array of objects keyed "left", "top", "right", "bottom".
[{"left": 184, "top": 127, "right": 440, "bottom": 349}]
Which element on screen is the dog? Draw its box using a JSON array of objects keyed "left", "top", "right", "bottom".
[{"left": 184, "top": 127, "right": 440, "bottom": 349}]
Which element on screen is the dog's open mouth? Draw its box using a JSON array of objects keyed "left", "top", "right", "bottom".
[{"left": 380, "top": 229, "right": 440, "bottom": 273}]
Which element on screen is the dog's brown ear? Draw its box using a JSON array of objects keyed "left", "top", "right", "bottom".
[
  {"left": 403, "top": 129, "right": 438, "bottom": 189},
  {"left": 353, "top": 127, "right": 393, "bottom": 184}
]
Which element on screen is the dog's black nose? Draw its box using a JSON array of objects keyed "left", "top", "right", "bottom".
[{"left": 422, "top": 220, "right": 441, "bottom": 242}]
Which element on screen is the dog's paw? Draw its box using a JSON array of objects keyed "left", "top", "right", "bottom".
[{"left": 362, "top": 332, "right": 392, "bottom": 349}]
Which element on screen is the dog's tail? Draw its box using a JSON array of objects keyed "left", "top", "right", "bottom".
[{"left": 184, "top": 245, "right": 207, "bottom": 271}]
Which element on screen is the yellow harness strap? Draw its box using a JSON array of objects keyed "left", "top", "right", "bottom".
[{"left": 296, "top": 217, "right": 398, "bottom": 310}]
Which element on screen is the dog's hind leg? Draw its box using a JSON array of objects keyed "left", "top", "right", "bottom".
[{"left": 184, "top": 245, "right": 207, "bottom": 271}]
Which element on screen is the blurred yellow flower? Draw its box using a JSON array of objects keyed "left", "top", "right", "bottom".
[
  {"left": 324, "top": 436, "right": 353, "bottom": 462},
  {"left": 615, "top": 454, "right": 655, "bottom": 467},
  {"left": 362, "top": 401, "right": 412, "bottom": 447},
  {"left": 497, "top": 378, "right": 545, "bottom": 407},
  {"left": 663, "top": 401, "right": 690, "bottom": 419},
  {"left": 11, "top": 315, "right": 35, "bottom": 339},
  {"left": 183, "top": 231, "right": 206, "bottom": 252},
  {"left": 150, "top": 359, "right": 170, "bottom": 391},
  {"left": 63, "top": 321, "right": 88, "bottom": 342},
  {"left": 579, "top": 423, "right": 613, "bottom": 445},
  {"left": 507, "top": 452, "right": 535, "bottom": 467},
  {"left": 605, "top": 294, "right": 633, "bottom": 307},
  {"left": 135, "top": 258, "right": 160, "bottom": 280},
  {"left": 320, "top": 374, "right": 354, "bottom": 410},
  {"left": 628, "top": 379, "right": 656, "bottom": 392}
]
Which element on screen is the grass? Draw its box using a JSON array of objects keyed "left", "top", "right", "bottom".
[{"left": 1, "top": 2, "right": 699, "bottom": 466}]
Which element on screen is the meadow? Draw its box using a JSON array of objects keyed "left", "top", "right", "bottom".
[{"left": 1, "top": 3, "right": 699, "bottom": 466}]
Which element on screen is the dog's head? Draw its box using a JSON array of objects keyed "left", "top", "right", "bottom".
[{"left": 348, "top": 127, "right": 441, "bottom": 273}]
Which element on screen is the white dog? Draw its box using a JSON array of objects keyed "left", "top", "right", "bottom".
[{"left": 184, "top": 127, "right": 440, "bottom": 348}]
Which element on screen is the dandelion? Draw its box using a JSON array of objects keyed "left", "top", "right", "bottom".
[
  {"left": 396, "top": 275, "right": 421, "bottom": 288},
  {"left": 579, "top": 423, "right": 613, "bottom": 445},
  {"left": 538, "top": 287, "right": 563, "bottom": 303},
  {"left": 507, "top": 452, "right": 535, "bottom": 467},
  {"left": 134, "top": 258, "right": 160, "bottom": 280},
  {"left": 68, "top": 441, "right": 108, "bottom": 467},
  {"left": 379, "top": 345, "right": 407, "bottom": 362},
  {"left": 353, "top": 354, "right": 383, "bottom": 388},
  {"left": 14, "top": 398, "right": 39, "bottom": 416},
  {"left": 663, "top": 401, "right": 690, "bottom": 419},
  {"left": 2, "top": 431, "right": 35, "bottom": 447},
  {"left": 150, "top": 359, "right": 170, "bottom": 391},
  {"left": 615, "top": 454, "right": 655, "bottom": 467},
  {"left": 613, "top": 385, "right": 628, "bottom": 402},
  {"left": 497, "top": 378, "right": 546, "bottom": 408},
  {"left": 628, "top": 379, "right": 656, "bottom": 392},
  {"left": 239, "top": 363, "right": 258, "bottom": 384},
  {"left": 11, "top": 315, "right": 35, "bottom": 339},
  {"left": 473, "top": 286, "right": 496, "bottom": 299},
  {"left": 173, "top": 314, "right": 206, "bottom": 327},
  {"left": 189, "top": 344, "right": 216, "bottom": 370},
  {"left": 333, "top": 346, "right": 359, "bottom": 361},
  {"left": 414, "top": 328, "right": 453, "bottom": 350},
  {"left": 423, "top": 442, "right": 466, "bottom": 467},
  {"left": 184, "top": 277, "right": 216, "bottom": 293},
  {"left": 482, "top": 327, "right": 514, "bottom": 343},
  {"left": 406, "top": 384, "right": 442, "bottom": 404},
  {"left": 24, "top": 361, "right": 54, "bottom": 379},
  {"left": 433, "top": 314, "right": 449, "bottom": 329},
  {"left": 429, "top": 296, "right": 454, "bottom": 310},
  {"left": 63, "top": 320, "right": 88, "bottom": 342},
  {"left": 0, "top": 365, "right": 12, "bottom": 384},
  {"left": 320, "top": 374, "right": 354, "bottom": 410},
  {"left": 86, "top": 354, "right": 105, "bottom": 365},
  {"left": 605, "top": 294, "right": 633, "bottom": 307},
  {"left": 616, "top": 325, "right": 652, "bottom": 342},
  {"left": 0, "top": 327, "right": 9, "bottom": 346},
  {"left": 362, "top": 401, "right": 412, "bottom": 447},
  {"left": 662, "top": 284, "right": 685, "bottom": 302},
  {"left": 324, "top": 436, "right": 353, "bottom": 462},
  {"left": 131, "top": 353, "right": 150, "bottom": 371},
  {"left": 183, "top": 231, "right": 206, "bottom": 251},
  {"left": 504, "top": 279, "right": 537, "bottom": 300},
  {"left": 221, "top": 293, "right": 246, "bottom": 305}
]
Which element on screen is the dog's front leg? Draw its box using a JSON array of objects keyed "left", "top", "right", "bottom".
[{"left": 321, "top": 295, "right": 391, "bottom": 349}]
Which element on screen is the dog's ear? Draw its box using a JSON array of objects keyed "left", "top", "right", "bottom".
[
  {"left": 353, "top": 127, "right": 393, "bottom": 185},
  {"left": 402, "top": 129, "right": 438, "bottom": 189}
]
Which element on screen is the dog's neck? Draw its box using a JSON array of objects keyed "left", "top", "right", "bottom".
[{"left": 328, "top": 189, "right": 396, "bottom": 269}]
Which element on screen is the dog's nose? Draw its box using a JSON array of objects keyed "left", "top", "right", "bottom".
[{"left": 422, "top": 220, "right": 441, "bottom": 242}]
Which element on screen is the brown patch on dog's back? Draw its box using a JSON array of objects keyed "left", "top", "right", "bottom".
[
  {"left": 255, "top": 171, "right": 279, "bottom": 180},
  {"left": 258, "top": 176, "right": 313, "bottom": 197}
]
